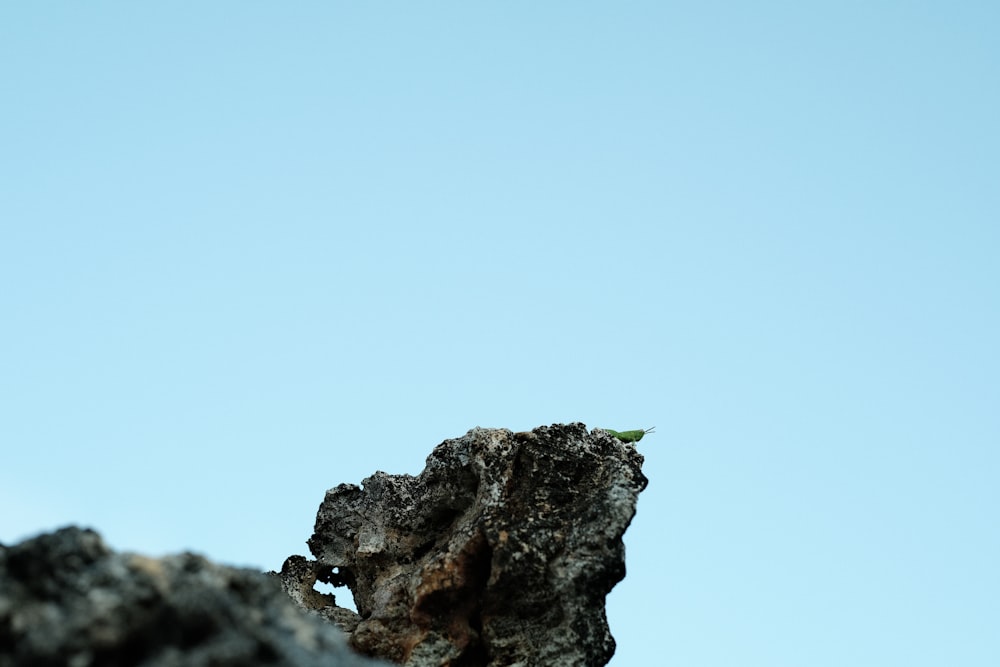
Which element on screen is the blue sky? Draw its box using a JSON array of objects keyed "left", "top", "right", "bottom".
[{"left": 2, "top": 3, "right": 997, "bottom": 665}]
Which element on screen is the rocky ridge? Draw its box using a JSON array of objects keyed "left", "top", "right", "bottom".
[{"left": 0, "top": 526, "right": 387, "bottom": 667}]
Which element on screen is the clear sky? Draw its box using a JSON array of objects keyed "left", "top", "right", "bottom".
[{"left": 2, "top": 3, "right": 997, "bottom": 665}]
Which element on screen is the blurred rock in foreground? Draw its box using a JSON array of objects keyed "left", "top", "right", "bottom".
[
  {"left": 0, "top": 527, "right": 387, "bottom": 667},
  {"left": 281, "top": 423, "right": 649, "bottom": 667}
]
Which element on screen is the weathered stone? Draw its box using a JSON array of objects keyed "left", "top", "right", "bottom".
[
  {"left": 283, "top": 423, "right": 648, "bottom": 666},
  {"left": 0, "top": 526, "right": 388, "bottom": 667}
]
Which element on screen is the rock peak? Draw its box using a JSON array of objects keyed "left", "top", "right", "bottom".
[{"left": 281, "top": 423, "right": 649, "bottom": 666}]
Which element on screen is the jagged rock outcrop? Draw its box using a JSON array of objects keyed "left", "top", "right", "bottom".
[
  {"left": 281, "top": 423, "right": 649, "bottom": 667},
  {"left": 0, "top": 527, "right": 388, "bottom": 667}
]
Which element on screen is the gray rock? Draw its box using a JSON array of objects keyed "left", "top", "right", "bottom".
[
  {"left": 0, "top": 527, "right": 388, "bottom": 667},
  {"left": 282, "top": 423, "right": 648, "bottom": 666}
]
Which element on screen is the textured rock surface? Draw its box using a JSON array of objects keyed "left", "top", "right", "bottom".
[
  {"left": 0, "top": 527, "right": 388, "bottom": 667},
  {"left": 282, "top": 423, "right": 649, "bottom": 666}
]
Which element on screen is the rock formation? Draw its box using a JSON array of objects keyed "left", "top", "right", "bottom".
[
  {"left": 0, "top": 527, "right": 388, "bottom": 667},
  {"left": 0, "top": 423, "right": 647, "bottom": 667},
  {"left": 280, "top": 423, "right": 649, "bottom": 667}
]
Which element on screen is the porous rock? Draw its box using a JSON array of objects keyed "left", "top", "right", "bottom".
[
  {"left": 282, "top": 423, "right": 649, "bottom": 666},
  {"left": 0, "top": 526, "right": 388, "bottom": 667}
]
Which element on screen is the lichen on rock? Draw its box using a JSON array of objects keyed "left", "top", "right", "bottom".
[{"left": 281, "top": 423, "right": 649, "bottom": 666}]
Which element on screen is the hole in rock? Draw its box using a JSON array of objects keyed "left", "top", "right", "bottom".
[
  {"left": 314, "top": 566, "right": 358, "bottom": 613},
  {"left": 313, "top": 580, "right": 358, "bottom": 612}
]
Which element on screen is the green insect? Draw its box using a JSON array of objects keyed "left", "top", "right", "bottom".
[{"left": 602, "top": 427, "right": 655, "bottom": 443}]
